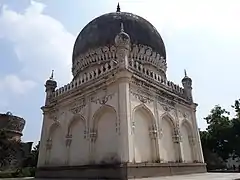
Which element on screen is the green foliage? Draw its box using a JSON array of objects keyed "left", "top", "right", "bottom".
[
  {"left": 0, "top": 129, "right": 21, "bottom": 169},
  {"left": 200, "top": 99, "right": 240, "bottom": 168}
]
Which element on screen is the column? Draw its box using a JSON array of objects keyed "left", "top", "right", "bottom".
[
  {"left": 190, "top": 104, "right": 205, "bottom": 163},
  {"left": 65, "top": 134, "right": 72, "bottom": 165}
]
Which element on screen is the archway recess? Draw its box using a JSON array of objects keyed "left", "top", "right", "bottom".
[
  {"left": 160, "top": 115, "right": 176, "bottom": 162},
  {"left": 68, "top": 115, "right": 88, "bottom": 165},
  {"left": 93, "top": 105, "right": 118, "bottom": 163},
  {"left": 48, "top": 123, "right": 65, "bottom": 165},
  {"left": 133, "top": 105, "right": 155, "bottom": 163},
  {"left": 181, "top": 120, "right": 193, "bottom": 162}
]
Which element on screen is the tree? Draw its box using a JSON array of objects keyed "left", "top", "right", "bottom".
[
  {"left": 203, "top": 105, "right": 232, "bottom": 161},
  {"left": 0, "top": 129, "right": 21, "bottom": 169},
  {"left": 230, "top": 99, "right": 240, "bottom": 158}
]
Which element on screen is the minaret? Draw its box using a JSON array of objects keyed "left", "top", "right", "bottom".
[
  {"left": 45, "top": 70, "right": 57, "bottom": 105},
  {"left": 182, "top": 69, "right": 193, "bottom": 102},
  {"left": 115, "top": 22, "right": 131, "bottom": 70}
]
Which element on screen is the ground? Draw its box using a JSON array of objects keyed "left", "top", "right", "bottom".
[{"left": 1, "top": 173, "right": 240, "bottom": 180}]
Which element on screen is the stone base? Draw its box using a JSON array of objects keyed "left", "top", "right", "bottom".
[{"left": 35, "top": 162, "right": 207, "bottom": 179}]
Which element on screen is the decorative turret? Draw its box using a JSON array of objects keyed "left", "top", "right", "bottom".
[
  {"left": 182, "top": 69, "right": 193, "bottom": 102},
  {"left": 115, "top": 23, "right": 131, "bottom": 70},
  {"left": 45, "top": 70, "right": 57, "bottom": 105}
]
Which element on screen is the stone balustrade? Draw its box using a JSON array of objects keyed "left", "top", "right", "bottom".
[
  {"left": 52, "top": 60, "right": 116, "bottom": 98},
  {"left": 129, "top": 59, "right": 185, "bottom": 97}
]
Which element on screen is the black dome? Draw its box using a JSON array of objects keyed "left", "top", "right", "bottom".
[{"left": 72, "top": 12, "right": 166, "bottom": 62}]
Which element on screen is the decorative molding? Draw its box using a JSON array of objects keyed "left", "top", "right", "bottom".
[
  {"left": 89, "top": 129, "right": 97, "bottom": 142},
  {"left": 48, "top": 108, "right": 59, "bottom": 122},
  {"left": 73, "top": 44, "right": 167, "bottom": 77},
  {"left": 91, "top": 93, "right": 115, "bottom": 105},
  {"left": 69, "top": 98, "right": 86, "bottom": 114},
  {"left": 130, "top": 90, "right": 153, "bottom": 104}
]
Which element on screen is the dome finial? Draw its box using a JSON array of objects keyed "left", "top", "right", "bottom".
[
  {"left": 116, "top": 2, "right": 121, "bottom": 12},
  {"left": 184, "top": 69, "right": 187, "bottom": 77},
  {"left": 49, "top": 70, "right": 54, "bottom": 80}
]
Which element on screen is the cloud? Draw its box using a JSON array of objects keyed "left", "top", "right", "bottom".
[
  {"left": 0, "top": 74, "right": 36, "bottom": 95},
  {"left": 0, "top": 0, "right": 75, "bottom": 85}
]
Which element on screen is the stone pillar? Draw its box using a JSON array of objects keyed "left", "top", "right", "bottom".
[
  {"left": 149, "top": 124, "right": 159, "bottom": 162},
  {"left": 153, "top": 101, "right": 161, "bottom": 162},
  {"left": 172, "top": 126, "right": 183, "bottom": 162},
  {"left": 89, "top": 129, "right": 97, "bottom": 163},
  {"left": 65, "top": 134, "right": 72, "bottom": 165},
  {"left": 38, "top": 108, "right": 50, "bottom": 167},
  {"left": 190, "top": 104, "right": 204, "bottom": 163},
  {"left": 115, "top": 22, "right": 132, "bottom": 163},
  {"left": 189, "top": 135, "right": 197, "bottom": 162},
  {"left": 45, "top": 139, "right": 52, "bottom": 165},
  {"left": 117, "top": 75, "right": 132, "bottom": 163}
]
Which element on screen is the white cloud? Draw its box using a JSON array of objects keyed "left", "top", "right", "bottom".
[
  {"left": 0, "top": 74, "right": 36, "bottom": 94},
  {"left": 0, "top": 0, "right": 75, "bottom": 85}
]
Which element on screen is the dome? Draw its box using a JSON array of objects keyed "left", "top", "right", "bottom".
[{"left": 72, "top": 12, "right": 166, "bottom": 64}]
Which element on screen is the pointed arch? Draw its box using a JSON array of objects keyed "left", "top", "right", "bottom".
[
  {"left": 67, "top": 114, "right": 85, "bottom": 136},
  {"left": 132, "top": 103, "right": 156, "bottom": 125},
  {"left": 132, "top": 103, "right": 157, "bottom": 163},
  {"left": 92, "top": 104, "right": 117, "bottom": 130},
  {"left": 160, "top": 112, "right": 175, "bottom": 128},
  {"left": 160, "top": 113, "right": 176, "bottom": 162},
  {"left": 47, "top": 121, "right": 66, "bottom": 165},
  {"left": 68, "top": 114, "right": 88, "bottom": 165},
  {"left": 180, "top": 119, "right": 193, "bottom": 136},
  {"left": 180, "top": 118, "right": 194, "bottom": 162},
  {"left": 47, "top": 121, "right": 61, "bottom": 140},
  {"left": 92, "top": 104, "right": 118, "bottom": 163}
]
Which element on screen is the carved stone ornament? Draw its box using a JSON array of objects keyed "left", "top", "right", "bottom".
[
  {"left": 131, "top": 91, "right": 153, "bottom": 104},
  {"left": 89, "top": 129, "right": 97, "bottom": 142},
  {"left": 91, "top": 93, "right": 115, "bottom": 105},
  {"left": 48, "top": 108, "right": 59, "bottom": 122},
  {"left": 70, "top": 98, "right": 86, "bottom": 114},
  {"left": 149, "top": 124, "right": 158, "bottom": 139}
]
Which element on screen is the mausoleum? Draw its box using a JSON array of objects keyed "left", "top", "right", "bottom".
[{"left": 36, "top": 5, "right": 206, "bottom": 179}]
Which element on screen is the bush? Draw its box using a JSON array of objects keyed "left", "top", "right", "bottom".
[{"left": 0, "top": 167, "right": 36, "bottom": 178}]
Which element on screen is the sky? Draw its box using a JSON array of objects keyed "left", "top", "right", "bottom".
[{"left": 0, "top": 0, "right": 240, "bottom": 143}]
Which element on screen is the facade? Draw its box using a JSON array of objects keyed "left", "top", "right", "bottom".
[{"left": 36, "top": 6, "right": 206, "bottom": 179}]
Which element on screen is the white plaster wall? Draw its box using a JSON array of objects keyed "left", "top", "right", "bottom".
[
  {"left": 94, "top": 108, "right": 118, "bottom": 163},
  {"left": 160, "top": 118, "right": 176, "bottom": 162},
  {"left": 181, "top": 124, "right": 193, "bottom": 162},
  {"left": 134, "top": 108, "right": 153, "bottom": 163},
  {"left": 49, "top": 126, "right": 66, "bottom": 166},
  {"left": 69, "top": 119, "right": 88, "bottom": 165}
]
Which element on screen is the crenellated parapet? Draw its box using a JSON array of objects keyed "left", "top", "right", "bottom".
[
  {"left": 53, "top": 60, "right": 117, "bottom": 98},
  {"left": 72, "top": 44, "right": 167, "bottom": 78}
]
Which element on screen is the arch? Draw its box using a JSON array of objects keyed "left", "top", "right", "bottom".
[
  {"left": 47, "top": 121, "right": 66, "bottom": 166},
  {"left": 180, "top": 119, "right": 193, "bottom": 135},
  {"left": 68, "top": 114, "right": 88, "bottom": 165},
  {"left": 180, "top": 119, "right": 194, "bottom": 162},
  {"left": 133, "top": 104, "right": 156, "bottom": 163},
  {"left": 92, "top": 104, "right": 117, "bottom": 130},
  {"left": 132, "top": 104, "right": 156, "bottom": 126},
  {"left": 67, "top": 114, "right": 85, "bottom": 135},
  {"left": 92, "top": 105, "right": 118, "bottom": 163},
  {"left": 160, "top": 113, "right": 175, "bottom": 128},
  {"left": 160, "top": 114, "right": 176, "bottom": 162},
  {"left": 47, "top": 121, "right": 61, "bottom": 140}
]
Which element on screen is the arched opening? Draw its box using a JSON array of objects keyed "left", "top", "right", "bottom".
[
  {"left": 161, "top": 115, "right": 176, "bottom": 162},
  {"left": 68, "top": 115, "right": 88, "bottom": 165},
  {"left": 133, "top": 105, "right": 155, "bottom": 163},
  {"left": 181, "top": 121, "right": 193, "bottom": 162},
  {"left": 93, "top": 105, "right": 118, "bottom": 163},
  {"left": 48, "top": 123, "right": 65, "bottom": 165}
]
